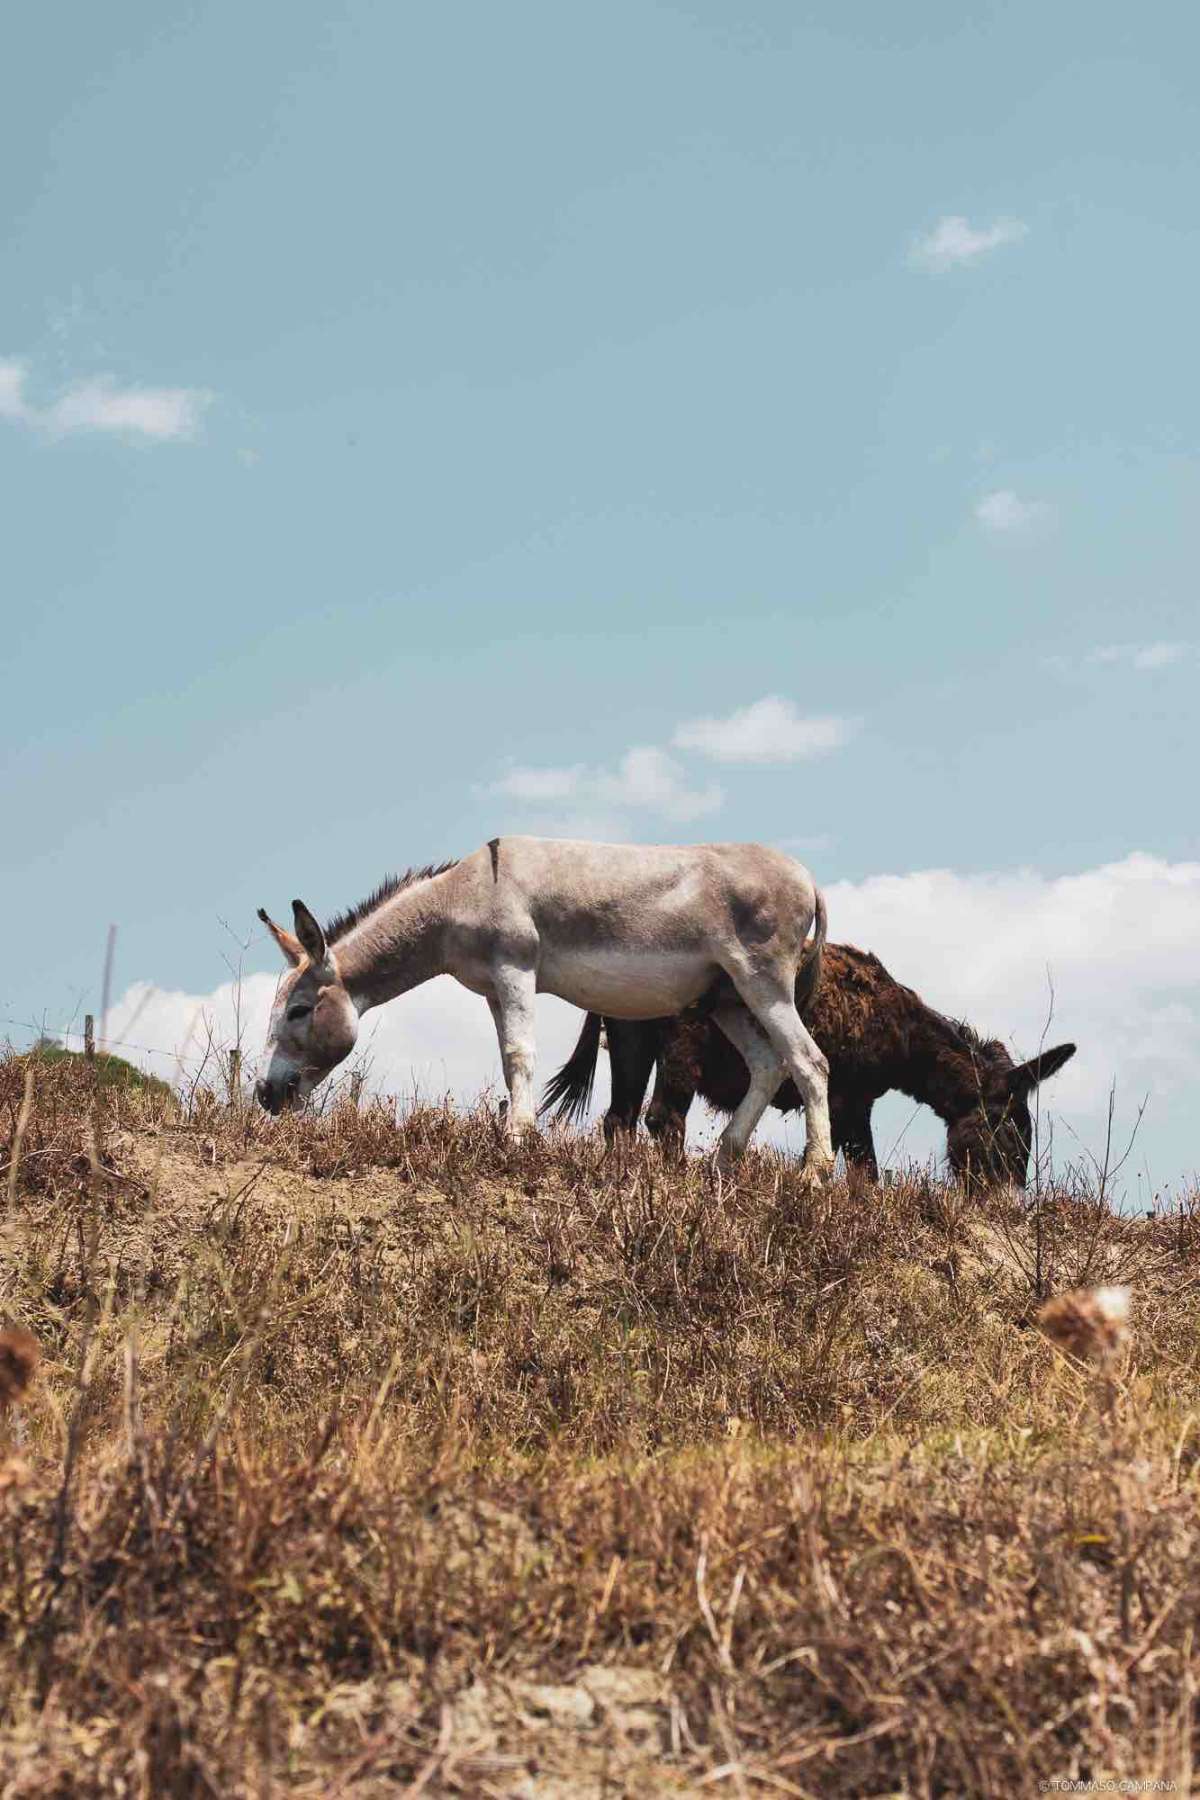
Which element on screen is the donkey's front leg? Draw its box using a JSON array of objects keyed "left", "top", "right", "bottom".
[{"left": 488, "top": 969, "right": 539, "bottom": 1136}]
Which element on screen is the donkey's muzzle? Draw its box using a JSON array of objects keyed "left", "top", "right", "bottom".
[{"left": 255, "top": 1075, "right": 300, "bottom": 1114}]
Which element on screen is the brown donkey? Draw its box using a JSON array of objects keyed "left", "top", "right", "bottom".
[{"left": 542, "top": 942, "right": 1076, "bottom": 1188}]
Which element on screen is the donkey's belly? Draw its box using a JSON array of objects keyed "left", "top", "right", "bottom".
[{"left": 538, "top": 948, "right": 712, "bottom": 1019}]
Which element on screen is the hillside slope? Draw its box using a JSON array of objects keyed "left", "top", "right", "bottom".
[{"left": 1, "top": 1052, "right": 1197, "bottom": 1795}]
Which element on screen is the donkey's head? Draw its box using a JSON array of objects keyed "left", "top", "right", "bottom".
[
  {"left": 946, "top": 1039, "right": 1076, "bottom": 1190},
  {"left": 255, "top": 901, "right": 359, "bottom": 1113}
]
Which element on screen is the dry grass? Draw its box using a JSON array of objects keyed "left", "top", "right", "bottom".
[{"left": 2, "top": 1048, "right": 1199, "bottom": 1795}]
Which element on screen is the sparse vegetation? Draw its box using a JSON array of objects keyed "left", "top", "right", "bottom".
[
  {"left": 1, "top": 1047, "right": 1198, "bottom": 1794},
  {"left": 24, "top": 1039, "right": 177, "bottom": 1102}
]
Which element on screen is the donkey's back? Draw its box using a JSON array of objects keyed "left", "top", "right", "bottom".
[{"left": 462, "top": 837, "right": 818, "bottom": 947}]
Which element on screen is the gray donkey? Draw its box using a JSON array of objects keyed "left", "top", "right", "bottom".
[{"left": 256, "top": 836, "right": 832, "bottom": 1172}]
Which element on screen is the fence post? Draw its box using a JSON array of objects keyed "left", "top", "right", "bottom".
[
  {"left": 228, "top": 1048, "right": 242, "bottom": 1109},
  {"left": 84, "top": 1015, "right": 95, "bottom": 1064},
  {"left": 349, "top": 1070, "right": 365, "bottom": 1108}
]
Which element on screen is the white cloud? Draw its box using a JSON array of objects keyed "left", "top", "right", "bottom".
[
  {"left": 597, "top": 746, "right": 722, "bottom": 820},
  {"left": 492, "top": 701, "right": 857, "bottom": 837},
  {"left": 911, "top": 214, "right": 1028, "bottom": 272},
  {"left": 493, "top": 745, "right": 722, "bottom": 831},
  {"left": 94, "top": 970, "right": 592, "bottom": 1118},
  {"left": 1091, "top": 642, "right": 1191, "bottom": 672},
  {"left": 45, "top": 378, "right": 208, "bottom": 441},
  {"left": 89, "top": 853, "right": 1200, "bottom": 1189},
  {"left": 494, "top": 765, "right": 586, "bottom": 804},
  {"left": 1134, "top": 643, "right": 1187, "bottom": 670},
  {"left": 0, "top": 360, "right": 28, "bottom": 420},
  {"left": 975, "top": 489, "right": 1050, "bottom": 535},
  {"left": 673, "top": 697, "right": 858, "bottom": 766},
  {"left": 0, "top": 354, "right": 210, "bottom": 443}
]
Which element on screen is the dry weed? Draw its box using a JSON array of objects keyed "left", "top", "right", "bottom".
[{"left": 0, "top": 1049, "right": 1197, "bottom": 1795}]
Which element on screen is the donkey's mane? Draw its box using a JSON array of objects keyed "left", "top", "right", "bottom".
[
  {"left": 324, "top": 861, "right": 459, "bottom": 945},
  {"left": 943, "top": 1013, "right": 1011, "bottom": 1066}
]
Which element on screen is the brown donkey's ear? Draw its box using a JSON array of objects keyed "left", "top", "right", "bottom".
[
  {"left": 1008, "top": 1042, "right": 1077, "bottom": 1094},
  {"left": 292, "top": 899, "right": 327, "bottom": 965},
  {"left": 258, "top": 907, "right": 302, "bottom": 967}
]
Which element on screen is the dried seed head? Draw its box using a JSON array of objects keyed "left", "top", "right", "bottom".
[
  {"left": 0, "top": 1455, "right": 31, "bottom": 1497},
  {"left": 0, "top": 1329, "right": 41, "bottom": 1411},
  {"left": 1092, "top": 1286, "right": 1131, "bottom": 1326},
  {"left": 1036, "top": 1286, "right": 1131, "bottom": 1365}
]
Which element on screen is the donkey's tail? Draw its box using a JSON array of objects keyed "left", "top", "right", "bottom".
[
  {"left": 794, "top": 886, "right": 827, "bottom": 1019},
  {"left": 540, "top": 1011, "right": 604, "bottom": 1125}
]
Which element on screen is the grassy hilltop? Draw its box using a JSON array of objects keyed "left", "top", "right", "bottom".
[{"left": 0, "top": 1049, "right": 1198, "bottom": 1796}]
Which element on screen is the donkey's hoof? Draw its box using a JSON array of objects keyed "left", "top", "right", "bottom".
[
  {"left": 502, "top": 1109, "right": 539, "bottom": 1143},
  {"left": 798, "top": 1154, "right": 835, "bottom": 1187}
]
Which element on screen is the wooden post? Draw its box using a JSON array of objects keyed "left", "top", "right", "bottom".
[
  {"left": 349, "top": 1070, "right": 365, "bottom": 1108},
  {"left": 84, "top": 1015, "right": 95, "bottom": 1064},
  {"left": 228, "top": 1048, "right": 242, "bottom": 1108}
]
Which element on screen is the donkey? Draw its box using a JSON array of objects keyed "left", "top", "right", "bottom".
[
  {"left": 542, "top": 941, "right": 1076, "bottom": 1189},
  {"left": 255, "top": 836, "right": 834, "bottom": 1172}
]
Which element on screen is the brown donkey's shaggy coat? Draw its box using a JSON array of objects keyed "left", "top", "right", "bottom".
[{"left": 543, "top": 943, "right": 1076, "bottom": 1186}]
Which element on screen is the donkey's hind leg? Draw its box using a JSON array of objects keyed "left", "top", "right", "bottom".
[
  {"left": 724, "top": 967, "right": 834, "bottom": 1174},
  {"left": 832, "top": 1094, "right": 879, "bottom": 1182},
  {"left": 645, "top": 1013, "right": 705, "bottom": 1152},
  {"left": 710, "top": 1004, "right": 785, "bottom": 1172},
  {"left": 604, "top": 1018, "right": 660, "bottom": 1142},
  {"left": 487, "top": 968, "right": 538, "bottom": 1136}
]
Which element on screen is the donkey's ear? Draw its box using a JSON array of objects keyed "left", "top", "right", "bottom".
[
  {"left": 258, "top": 907, "right": 302, "bottom": 967},
  {"left": 1008, "top": 1042, "right": 1076, "bottom": 1094},
  {"left": 292, "top": 899, "right": 327, "bottom": 964}
]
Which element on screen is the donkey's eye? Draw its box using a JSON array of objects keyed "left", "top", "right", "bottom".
[{"left": 286, "top": 1004, "right": 312, "bottom": 1022}]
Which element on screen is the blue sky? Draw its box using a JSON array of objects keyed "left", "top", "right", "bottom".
[{"left": 3, "top": 3, "right": 1198, "bottom": 1185}]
